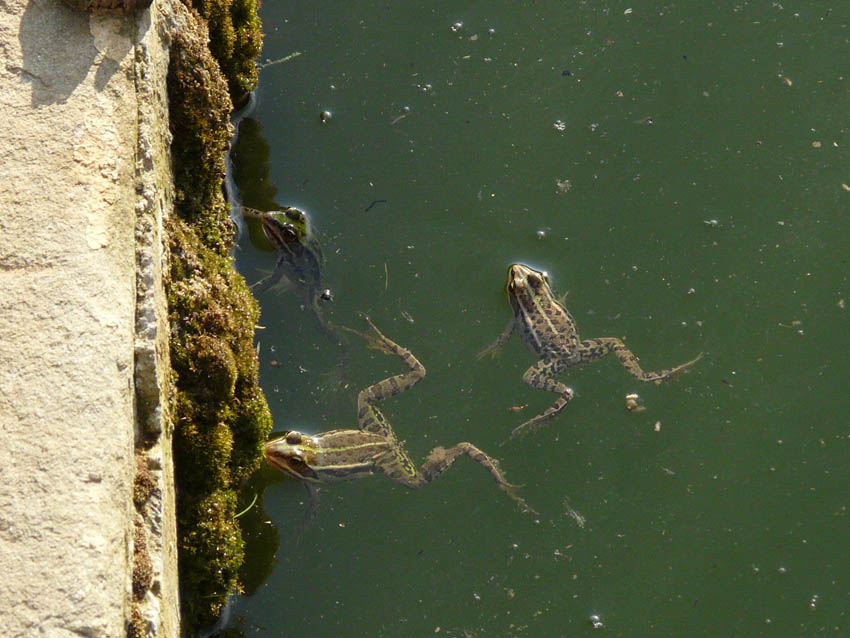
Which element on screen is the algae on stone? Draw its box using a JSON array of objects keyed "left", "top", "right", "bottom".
[
  {"left": 166, "top": 8, "right": 270, "bottom": 633},
  {"left": 181, "top": 0, "right": 263, "bottom": 106}
]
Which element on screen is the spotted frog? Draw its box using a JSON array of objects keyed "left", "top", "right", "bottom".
[
  {"left": 479, "top": 264, "right": 702, "bottom": 442},
  {"left": 264, "top": 316, "right": 534, "bottom": 529}
]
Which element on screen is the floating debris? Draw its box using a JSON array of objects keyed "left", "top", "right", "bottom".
[
  {"left": 365, "top": 199, "right": 388, "bottom": 211},
  {"left": 555, "top": 178, "right": 572, "bottom": 194},
  {"left": 564, "top": 499, "right": 586, "bottom": 528},
  {"left": 553, "top": 119, "right": 566, "bottom": 132},
  {"left": 589, "top": 614, "right": 604, "bottom": 629},
  {"left": 809, "top": 593, "right": 819, "bottom": 611},
  {"left": 390, "top": 106, "right": 411, "bottom": 126},
  {"left": 257, "top": 51, "right": 302, "bottom": 70},
  {"left": 625, "top": 393, "right": 645, "bottom": 412},
  {"left": 319, "top": 110, "right": 332, "bottom": 123}
]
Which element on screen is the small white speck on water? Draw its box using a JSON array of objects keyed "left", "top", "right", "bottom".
[{"left": 809, "top": 594, "right": 819, "bottom": 611}]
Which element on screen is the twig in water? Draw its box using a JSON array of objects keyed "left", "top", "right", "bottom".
[
  {"left": 365, "top": 199, "right": 387, "bottom": 212},
  {"left": 257, "top": 51, "right": 302, "bottom": 70},
  {"left": 234, "top": 493, "right": 258, "bottom": 519}
]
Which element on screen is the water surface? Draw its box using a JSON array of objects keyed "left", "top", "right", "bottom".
[{"left": 225, "top": 3, "right": 850, "bottom": 636}]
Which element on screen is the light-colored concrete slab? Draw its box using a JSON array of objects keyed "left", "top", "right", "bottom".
[{"left": 0, "top": 0, "right": 179, "bottom": 635}]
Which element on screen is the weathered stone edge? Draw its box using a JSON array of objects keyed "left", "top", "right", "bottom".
[{"left": 130, "top": 1, "right": 186, "bottom": 635}]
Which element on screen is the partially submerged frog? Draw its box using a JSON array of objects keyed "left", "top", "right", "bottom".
[
  {"left": 264, "top": 316, "right": 534, "bottom": 529},
  {"left": 243, "top": 206, "right": 335, "bottom": 338},
  {"left": 479, "top": 264, "right": 702, "bottom": 442}
]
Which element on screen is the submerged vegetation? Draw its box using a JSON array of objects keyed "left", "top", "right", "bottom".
[{"left": 166, "top": 0, "right": 267, "bottom": 632}]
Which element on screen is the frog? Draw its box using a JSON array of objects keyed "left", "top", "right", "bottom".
[
  {"left": 243, "top": 206, "right": 336, "bottom": 339},
  {"left": 479, "top": 264, "right": 703, "bottom": 442},
  {"left": 264, "top": 315, "right": 534, "bottom": 531}
]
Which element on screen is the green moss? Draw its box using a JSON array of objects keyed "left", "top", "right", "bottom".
[
  {"left": 167, "top": 218, "right": 272, "bottom": 632},
  {"left": 183, "top": 0, "right": 263, "bottom": 106},
  {"left": 167, "top": 24, "right": 234, "bottom": 254},
  {"left": 165, "top": 7, "right": 271, "bottom": 634}
]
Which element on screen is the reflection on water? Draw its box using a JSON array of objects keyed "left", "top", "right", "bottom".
[{"left": 220, "top": 2, "right": 850, "bottom": 637}]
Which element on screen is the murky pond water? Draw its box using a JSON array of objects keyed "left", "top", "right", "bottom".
[{"left": 222, "top": 3, "right": 849, "bottom": 636}]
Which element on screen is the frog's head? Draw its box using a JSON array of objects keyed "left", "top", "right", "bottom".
[
  {"left": 506, "top": 263, "right": 552, "bottom": 306},
  {"left": 261, "top": 207, "right": 311, "bottom": 250},
  {"left": 264, "top": 431, "right": 320, "bottom": 482}
]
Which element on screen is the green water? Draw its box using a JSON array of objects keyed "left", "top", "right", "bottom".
[{"left": 224, "top": 3, "right": 849, "bottom": 636}]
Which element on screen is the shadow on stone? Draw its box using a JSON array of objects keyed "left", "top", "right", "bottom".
[{"left": 18, "top": 0, "right": 132, "bottom": 106}]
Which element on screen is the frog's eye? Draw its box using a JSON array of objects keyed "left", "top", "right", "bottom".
[
  {"left": 527, "top": 273, "right": 542, "bottom": 286},
  {"left": 285, "top": 431, "right": 302, "bottom": 445},
  {"left": 285, "top": 208, "right": 305, "bottom": 223}
]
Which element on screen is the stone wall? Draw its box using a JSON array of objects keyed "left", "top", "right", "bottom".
[{"left": 0, "top": 0, "right": 182, "bottom": 635}]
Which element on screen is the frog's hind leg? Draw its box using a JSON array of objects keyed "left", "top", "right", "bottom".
[
  {"left": 341, "top": 315, "right": 425, "bottom": 387},
  {"left": 416, "top": 443, "right": 536, "bottom": 514},
  {"left": 506, "top": 359, "right": 575, "bottom": 443},
  {"left": 579, "top": 338, "right": 703, "bottom": 382},
  {"left": 341, "top": 315, "right": 426, "bottom": 434}
]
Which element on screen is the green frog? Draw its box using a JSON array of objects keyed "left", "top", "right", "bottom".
[
  {"left": 264, "top": 316, "right": 534, "bottom": 529},
  {"left": 479, "top": 264, "right": 703, "bottom": 442},
  {"left": 243, "top": 206, "right": 336, "bottom": 338}
]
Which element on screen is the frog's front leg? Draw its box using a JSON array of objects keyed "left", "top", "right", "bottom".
[
  {"left": 576, "top": 338, "right": 703, "bottom": 382},
  {"left": 250, "top": 256, "right": 287, "bottom": 293},
  {"left": 409, "top": 443, "right": 535, "bottom": 513},
  {"left": 292, "top": 482, "right": 321, "bottom": 545},
  {"left": 506, "top": 358, "right": 575, "bottom": 442},
  {"left": 476, "top": 318, "right": 516, "bottom": 359}
]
